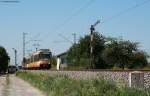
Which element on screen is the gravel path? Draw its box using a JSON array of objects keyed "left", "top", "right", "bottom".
[{"left": 0, "top": 74, "right": 45, "bottom": 96}]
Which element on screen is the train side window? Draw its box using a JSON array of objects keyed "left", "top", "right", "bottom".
[
  {"left": 34, "top": 55, "right": 36, "bottom": 62},
  {"left": 34, "top": 55, "right": 39, "bottom": 62},
  {"left": 31, "top": 56, "right": 34, "bottom": 62}
]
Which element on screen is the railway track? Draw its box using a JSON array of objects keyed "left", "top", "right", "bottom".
[{"left": 21, "top": 69, "right": 150, "bottom": 72}]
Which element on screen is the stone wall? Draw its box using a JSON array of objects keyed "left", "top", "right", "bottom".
[{"left": 26, "top": 70, "right": 150, "bottom": 88}]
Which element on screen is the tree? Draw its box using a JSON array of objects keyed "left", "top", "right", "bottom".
[
  {"left": 129, "top": 51, "right": 148, "bottom": 69},
  {"left": 0, "top": 46, "right": 10, "bottom": 73},
  {"left": 67, "top": 32, "right": 106, "bottom": 69},
  {"left": 102, "top": 38, "right": 148, "bottom": 69}
]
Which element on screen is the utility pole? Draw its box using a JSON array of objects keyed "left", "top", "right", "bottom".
[
  {"left": 23, "top": 32, "right": 27, "bottom": 58},
  {"left": 72, "top": 33, "right": 77, "bottom": 64},
  {"left": 22, "top": 32, "right": 27, "bottom": 66},
  {"left": 12, "top": 48, "right": 17, "bottom": 67},
  {"left": 72, "top": 33, "right": 76, "bottom": 44},
  {"left": 90, "top": 20, "right": 100, "bottom": 69}
]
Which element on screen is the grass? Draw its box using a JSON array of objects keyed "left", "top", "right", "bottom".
[{"left": 16, "top": 71, "right": 150, "bottom": 96}]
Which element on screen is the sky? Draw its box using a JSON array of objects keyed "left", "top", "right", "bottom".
[{"left": 0, "top": 0, "right": 150, "bottom": 65}]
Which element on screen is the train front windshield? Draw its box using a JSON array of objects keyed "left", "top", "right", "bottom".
[{"left": 39, "top": 54, "right": 51, "bottom": 60}]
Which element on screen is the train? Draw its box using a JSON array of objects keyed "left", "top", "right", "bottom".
[{"left": 23, "top": 49, "right": 52, "bottom": 69}]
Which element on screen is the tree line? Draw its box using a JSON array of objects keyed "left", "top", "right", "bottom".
[
  {"left": 66, "top": 32, "right": 149, "bottom": 69},
  {"left": 0, "top": 46, "right": 10, "bottom": 73}
]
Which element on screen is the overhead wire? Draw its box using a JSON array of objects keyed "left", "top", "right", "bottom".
[
  {"left": 58, "top": 0, "right": 95, "bottom": 30},
  {"left": 101, "top": 0, "right": 150, "bottom": 24},
  {"left": 49, "top": 0, "right": 150, "bottom": 36},
  {"left": 0, "top": 0, "right": 20, "bottom": 3},
  {"left": 43, "top": 0, "right": 150, "bottom": 51},
  {"left": 44, "top": 0, "right": 96, "bottom": 43},
  {"left": 56, "top": 0, "right": 95, "bottom": 43},
  {"left": 25, "top": 33, "right": 40, "bottom": 44}
]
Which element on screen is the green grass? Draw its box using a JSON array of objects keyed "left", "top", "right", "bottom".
[{"left": 16, "top": 71, "right": 150, "bottom": 96}]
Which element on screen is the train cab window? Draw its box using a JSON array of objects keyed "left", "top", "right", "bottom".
[{"left": 39, "top": 54, "right": 50, "bottom": 60}]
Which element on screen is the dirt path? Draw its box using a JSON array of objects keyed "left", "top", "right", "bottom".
[{"left": 0, "top": 74, "right": 45, "bottom": 96}]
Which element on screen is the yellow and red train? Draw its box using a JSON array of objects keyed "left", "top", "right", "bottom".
[{"left": 23, "top": 49, "right": 52, "bottom": 69}]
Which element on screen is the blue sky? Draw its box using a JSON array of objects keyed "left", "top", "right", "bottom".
[{"left": 0, "top": 0, "right": 150, "bottom": 65}]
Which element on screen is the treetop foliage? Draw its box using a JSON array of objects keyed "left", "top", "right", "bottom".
[
  {"left": 102, "top": 38, "right": 148, "bottom": 69},
  {"left": 66, "top": 32, "right": 149, "bottom": 69}
]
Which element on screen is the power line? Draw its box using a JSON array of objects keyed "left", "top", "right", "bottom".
[
  {"left": 23, "top": 33, "right": 41, "bottom": 59},
  {"left": 25, "top": 33, "right": 40, "bottom": 44},
  {"left": 44, "top": 0, "right": 96, "bottom": 46},
  {"left": 58, "top": 34, "right": 73, "bottom": 44},
  {"left": 102, "top": 0, "right": 150, "bottom": 24},
  {"left": 0, "top": 0, "right": 20, "bottom": 3},
  {"left": 43, "top": 0, "right": 150, "bottom": 51},
  {"left": 44, "top": 0, "right": 95, "bottom": 41},
  {"left": 53, "top": 0, "right": 150, "bottom": 32},
  {"left": 53, "top": 33, "right": 78, "bottom": 45},
  {"left": 59, "top": 0, "right": 95, "bottom": 29}
]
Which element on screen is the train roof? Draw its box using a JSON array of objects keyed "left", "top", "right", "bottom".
[
  {"left": 24, "top": 49, "right": 51, "bottom": 59},
  {"left": 33, "top": 49, "right": 51, "bottom": 55}
]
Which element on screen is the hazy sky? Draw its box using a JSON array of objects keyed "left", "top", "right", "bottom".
[{"left": 0, "top": 0, "right": 150, "bottom": 65}]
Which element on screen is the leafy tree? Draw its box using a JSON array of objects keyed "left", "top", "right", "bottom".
[
  {"left": 0, "top": 46, "right": 10, "bottom": 73},
  {"left": 102, "top": 38, "right": 148, "bottom": 69},
  {"left": 67, "top": 32, "right": 106, "bottom": 69},
  {"left": 129, "top": 51, "right": 149, "bottom": 69}
]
